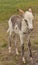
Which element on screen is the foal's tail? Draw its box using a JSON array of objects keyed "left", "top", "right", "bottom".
[
  {"left": 7, "top": 18, "right": 12, "bottom": 33},
  {"left": 7, "top": 28, "right": 10, "bottom": 33}
]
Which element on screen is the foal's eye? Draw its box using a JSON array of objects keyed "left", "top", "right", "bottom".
[
  {"left": 24, "top": 19, "right": 28, "bottom": 26},
  {"left": 24, "top": 19, "right": 27, "bottom": 22}
]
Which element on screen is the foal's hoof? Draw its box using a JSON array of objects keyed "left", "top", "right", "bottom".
[
  {"left": 22, "top": 57, "right": 26, "bottom": 63},
  {"left": 16, "top": 51, "right": 19, "bottom": 55},
  {"left": 30, "top": 57, "right": 33, "bottom": 63},
  {"left": 16, "top": 49, "right": 19, "bottom": 55},
  {"left": 8, "top": 47, "right": 11, "bottom": 54}
]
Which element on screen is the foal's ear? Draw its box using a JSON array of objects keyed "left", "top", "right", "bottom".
[{"left": 17, "top": 9, "right": 24, "bottom": 14}]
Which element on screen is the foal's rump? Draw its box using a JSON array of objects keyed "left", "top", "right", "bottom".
[{"left": 11, "top": 15, "right": 22, "bottom": 30}]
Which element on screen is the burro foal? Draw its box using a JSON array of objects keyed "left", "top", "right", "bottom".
[{"left": 7, "top": 10, "right": 34, "bottom": 63}]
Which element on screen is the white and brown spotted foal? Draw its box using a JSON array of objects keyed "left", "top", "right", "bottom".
[{"left": 7, "top": 9, "right": 34, "bottom": 63}]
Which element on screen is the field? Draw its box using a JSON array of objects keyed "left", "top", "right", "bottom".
[{"left": 0, "top": 0, "right": 38, "bottom": 65}]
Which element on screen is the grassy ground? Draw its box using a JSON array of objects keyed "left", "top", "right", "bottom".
[
  {"left": 0, "top": 0, "right": 38, "bottom": 65},
  {"left": 0, "top": 0, "right": 38, "bottom": 21}
]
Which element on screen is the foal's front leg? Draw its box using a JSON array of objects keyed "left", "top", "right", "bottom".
[
  {"left": 20, "top": 32, "right": 25, "bottom": 63},
  {"left": 27, "top": 33, "right": 33, "bottom": 62}
]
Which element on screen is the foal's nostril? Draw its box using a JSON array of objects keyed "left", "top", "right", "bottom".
[
  {"left": 29, "top": 29, "right": 33, "bottom": 32},
  {"left": 31, "top": 28, "right": 33, "bottom": 31}
]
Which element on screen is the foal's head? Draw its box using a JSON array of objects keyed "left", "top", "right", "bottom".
[{"left": 24, "top": 11, "right": 34, "bottom": 30}]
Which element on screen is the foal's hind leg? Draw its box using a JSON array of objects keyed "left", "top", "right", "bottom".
[
  {"left": 8, "top": 30, "right": 12, "bottom": 53},
  {"left": 14, "top": 34, "right": 19, "bottom": 55},
  {"left": 20, "top": 32, "right": 25, "bottom": 63}
]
